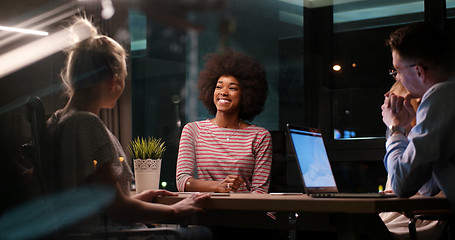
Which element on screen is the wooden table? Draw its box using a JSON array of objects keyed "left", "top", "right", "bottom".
[{"left": 156, "top": 193, "right": 451, "bottom": 240}]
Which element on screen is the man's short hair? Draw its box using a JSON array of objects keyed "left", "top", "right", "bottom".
[{"left": 386, "top": 22, "right": 455, "bottom": 74}]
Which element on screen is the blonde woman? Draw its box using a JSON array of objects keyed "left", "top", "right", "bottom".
[{"left": 46, "top": 17, "right": 208, "bottom": 233}]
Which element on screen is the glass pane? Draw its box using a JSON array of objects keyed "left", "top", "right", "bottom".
[
  {"left": 332, "top": 0, "right": 424, "bottom": 140},
  {"left": 448, "top": 0, "right": 455, "bottom": 15},
  {"left": 130, "top": 0, "right": 303, "bottom": 190}
]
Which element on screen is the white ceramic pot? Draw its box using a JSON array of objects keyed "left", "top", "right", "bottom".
[{"left": 133, "top": 158, "right": 161, "bottom": 194}]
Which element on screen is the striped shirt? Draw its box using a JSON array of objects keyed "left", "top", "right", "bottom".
[{"left": 176, "top": 119, "right": 273, "bottom": 194}]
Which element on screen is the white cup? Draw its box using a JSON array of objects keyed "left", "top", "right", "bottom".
[{"left": 133, "top": 159, "right": 161, "bottom": 194}]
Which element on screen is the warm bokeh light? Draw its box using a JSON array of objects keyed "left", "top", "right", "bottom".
[
  {"left": 119, "top": 157, "right": 124, "bottom": 162},
  {"left": 101, "top": 0, "right": 115, "bottom": 20},
  {"left": 352, "top": 63, "right": 357, "bottom": 67},
  {"left": 333, "top": 64, "right": 341, "bottom": 71}
]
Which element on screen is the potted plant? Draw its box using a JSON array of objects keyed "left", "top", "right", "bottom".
[{"left": 128, "top": 137, "right": 166, "bottom": 193}]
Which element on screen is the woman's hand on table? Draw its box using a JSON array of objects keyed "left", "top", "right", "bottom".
[
  {"left": 133, "top": 189, "right": 178, "bottom": 202},
  {"left": 217, "top": 175, "right": 245, "bottom": 193},
  {"left": 171, "top": 192, "right": 211, "bottom": 218}
]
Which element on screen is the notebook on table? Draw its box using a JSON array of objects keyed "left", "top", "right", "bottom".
[{"left": 286, "top": 124, "right": 395, "bottom": 198}]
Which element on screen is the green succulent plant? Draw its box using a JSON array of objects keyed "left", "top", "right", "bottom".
[{"left": 128, "top": 136, "right": 166, "bottom": 159}]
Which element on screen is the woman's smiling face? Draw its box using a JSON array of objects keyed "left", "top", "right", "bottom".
[{"left": 213, "top": 75, "right": 242, "bottom": 115}]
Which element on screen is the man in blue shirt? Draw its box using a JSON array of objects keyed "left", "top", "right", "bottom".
[{"left": 381, "top": 22, "right": 455, "bottom": 210}]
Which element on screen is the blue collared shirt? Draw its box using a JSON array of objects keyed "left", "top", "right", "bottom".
[{"left": 384, "top": 75, "right": 455, "bottom": 209}]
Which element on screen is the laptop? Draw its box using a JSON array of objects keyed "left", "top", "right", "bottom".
[{"left": 286, "top": 124, "right": 395, "bottom": 198}]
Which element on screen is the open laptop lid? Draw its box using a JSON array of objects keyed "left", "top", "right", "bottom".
[{"left": 286, "top": 124, "right": 339, "bottom": 195}]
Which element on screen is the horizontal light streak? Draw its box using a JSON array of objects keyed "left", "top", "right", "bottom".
[
  {"left": 0, "top": 21, "right": 92, "bottom": 79},
  {"left": 0, "top": 7, "right": 79, "bottom": 48},
  {"left": 0, "top": 26, "right": 48, "bottom": 36},
  {"left": 0, "top": 1, "right": 76, "bottom": 39}
]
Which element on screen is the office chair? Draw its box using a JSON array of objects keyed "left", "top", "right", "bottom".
[
  {"left": 269, "top": 130, "right": 287, "bottom": 193},
  {"left": 407, "top": 208, "right": 455, "bottom": 240},
  {"left": 23, "top": 96, "right": 53, "bottom": 196}
]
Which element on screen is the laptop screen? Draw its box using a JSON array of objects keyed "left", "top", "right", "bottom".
[{"left": 287, "top": 125, "right": 338, "bottom": 193}]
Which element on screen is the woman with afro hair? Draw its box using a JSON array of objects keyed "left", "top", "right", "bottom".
[{"left": 176, "top": 50, "right": 272, "bottom": 194}]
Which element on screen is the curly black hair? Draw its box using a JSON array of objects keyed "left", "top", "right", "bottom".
[{"left": 197, "top": 50, "right": 268, "bottom": 122}]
